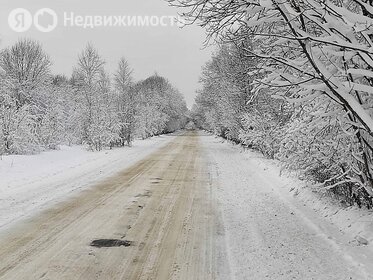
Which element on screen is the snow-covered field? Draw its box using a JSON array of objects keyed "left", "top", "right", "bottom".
[
  {"left": 0, "top": 134, "right": 176, "bottom": 232},
  {"left": 201, "top": 133, "right": 373, "bottom": 279}
]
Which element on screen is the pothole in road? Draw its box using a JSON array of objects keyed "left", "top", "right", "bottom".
[
  {"left": 135, "top": 190, "right": 152, "bottom": 197},
  {"left": 151, "top": 177, "right": 162, "bottom": 184},
  {"left": 90, "top": 239, "right": 133, "bottom": 248}
]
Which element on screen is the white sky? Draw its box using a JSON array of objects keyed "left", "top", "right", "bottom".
[{"left": 0, "top": 0, "right": 212, "bottom": 108}]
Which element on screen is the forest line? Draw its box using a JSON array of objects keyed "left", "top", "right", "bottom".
[{"left": 0, "top": 39, "right": 188, "bottom": 155}]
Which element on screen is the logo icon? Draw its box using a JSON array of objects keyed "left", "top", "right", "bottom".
[
  {"left": 8, "top": 8, "right": 33, "bottom": 32},
  {"left": 34, "top": 8, "right": 58, "bottom": 32}
]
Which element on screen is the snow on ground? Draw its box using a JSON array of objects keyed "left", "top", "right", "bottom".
[
  {"left": 200, "top": 132, "right": 373, "bottom": 280},
  {"left": 294, "top": 185, "right": 373, "bottom": 247},
  {"left": 0, "top": 134, "right": 176, "bottom": 232},
  {"left": 2, "top": 130, "right": 373, "bottom": 279}
]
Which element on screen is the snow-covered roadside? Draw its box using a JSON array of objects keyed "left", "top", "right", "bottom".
[
  {"left": 293, "top": 185, "right": 373, "bottom": 247},
  {"left": 200, "top": 132, "right": 373, "bottom": 279},
  {"left": 237, "top": 144, "right": 373, "bottom": 251},
  {"left": 0, "top": 134, "right": 177, "bottom": 232}
]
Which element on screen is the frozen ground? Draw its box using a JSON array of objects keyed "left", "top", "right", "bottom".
[
  {"left": 201, "top": 132, "right": 373, "bottom": 279},
  {"left": 0, "top": 134, "right": 176, "bottom": 232}
]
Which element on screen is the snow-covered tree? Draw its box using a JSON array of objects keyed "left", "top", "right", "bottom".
[
  {"left": 0, "top": 40, "right": 188, "bottom": 157},
  {"left": 0, "top": 39, "right": 51, "bottom": 154},
  {"left": 72, "top": 44, "right": 119, "bottom": 150},
  {"left": 135, "top": 74, "right": 188, "bottom": 138},
  {"left": 114, "top": 57, "right": 136, "bottom": 146},
  {"left": 171, "top": 0, "right": 373, "bottom": 206},
  {"left": 0, "top": 80, "right": 39, "bottom": 154},
  {"left": 0, "top": 39, "right": 51, "bottom": 108}
]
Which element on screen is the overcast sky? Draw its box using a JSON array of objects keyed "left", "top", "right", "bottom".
[{"left": 0, "top": 0, "right": 212, "bottom": 108}]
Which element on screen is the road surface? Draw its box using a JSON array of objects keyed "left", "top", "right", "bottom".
[{"left": 0, "top": 131, "right": 371, "bottom": 279}]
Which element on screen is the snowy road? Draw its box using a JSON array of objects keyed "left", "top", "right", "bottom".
[{"left": 0, "top": 131, "right": 372, "bottom": 279}]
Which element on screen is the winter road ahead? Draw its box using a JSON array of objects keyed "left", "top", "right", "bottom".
[{"left": 0, "top": 131, "right": 371, "bottom": 279}]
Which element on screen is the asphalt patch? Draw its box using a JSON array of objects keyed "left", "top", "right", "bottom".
[{"left": 90, "top": 239, "right": 133, "bottom": 248}]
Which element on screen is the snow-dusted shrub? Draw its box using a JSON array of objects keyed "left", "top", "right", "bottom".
[
  {"left": 239, "top": 113, "right": 283, "bottom": 159},
  {"left": 35, "top": 86, "right": 66, "bottom": 150},
  {"left": 0, "top": 92, "right": 39, "bottom": 155},
  {"left": 277, "top": 97, "right": 373, "bottom": 208}
]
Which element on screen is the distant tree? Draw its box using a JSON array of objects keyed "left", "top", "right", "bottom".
[
  {"left": 114, "top": 57, "right": 136, "bottom": 146},
  {"left": 73, "top": 43, "right": 107, "bottom": 149},
  {"left": 135, "top": 75, "right": 187, "bottom": 138},
  {"left": 52, "top": 74, "right": 69, "bottom": 86},
  {"left": 74, "top": 43, "right": 104, "bottom": 87},
  {"left": 114, "top": 58, "right": 133, "bottom": 92}
]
